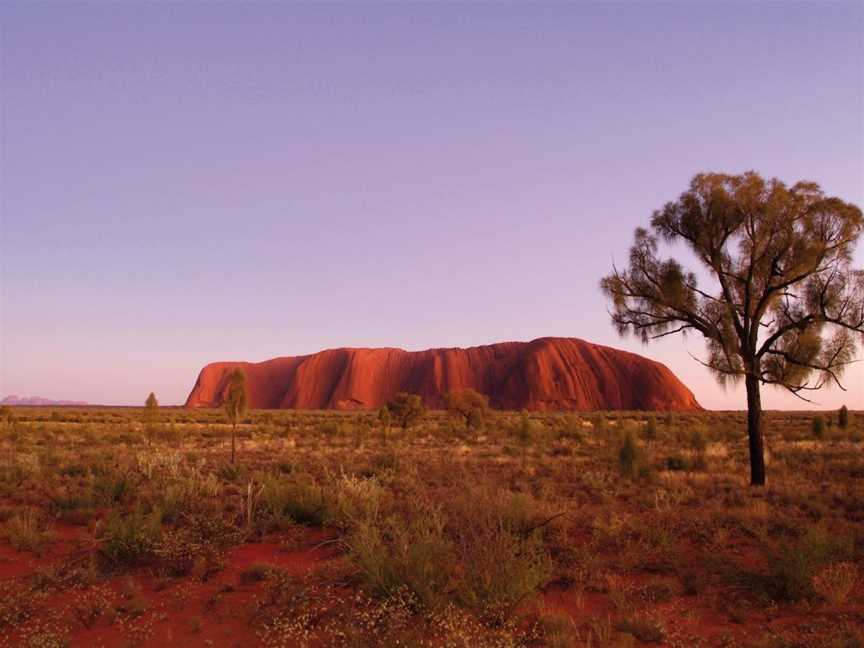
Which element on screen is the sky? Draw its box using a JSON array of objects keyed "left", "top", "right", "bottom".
[{"left": 1, "top": 2, "right": 862, "bottom": 409}]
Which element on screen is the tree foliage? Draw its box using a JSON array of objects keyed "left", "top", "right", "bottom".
[
  {"left": 838, "top": 405, "right": 849, "bottom": 429},
  {"left": 224, "top": 369, "right": 248, "bottom": 425},
  {"left": 378, "top": 406, "right": 391, "bottom": 444},
  {"left": 144, "top": 392, "right": 159, "bottom": 444},
  {"left": 444, "top": 389, "right": 490, "bottom": 430},
  {"left": 224, "top": 368, "right": 248, "bottom": 463},
  {"left": 386, "top": 393, "right": 425, "bottom": 431}
]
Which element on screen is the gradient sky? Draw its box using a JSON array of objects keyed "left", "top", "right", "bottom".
[{"left": 1, "top": 2, "right": 862, "bottom": 409}]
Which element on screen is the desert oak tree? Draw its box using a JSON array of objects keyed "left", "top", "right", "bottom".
[
  {"left": 601, "top": 172, "right": 863, "bottom": 485},
  {"left": 224, "top": 368, "right": 248, "bottom": 464},
  {"left": 144, "top": 392, "right": 159, "bottom": 445}
]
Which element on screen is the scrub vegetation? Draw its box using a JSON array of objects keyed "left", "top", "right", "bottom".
[{"left": 0, "top": 404, "right": 862, "bottom": 647}]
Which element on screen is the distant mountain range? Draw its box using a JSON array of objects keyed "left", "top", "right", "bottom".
[{"left": 1, "top": 395, "right": 89, "bottom": 406}]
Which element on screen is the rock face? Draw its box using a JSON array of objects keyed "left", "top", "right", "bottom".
[{"left": 185, "top": 338, "right": 700, "bottom": 411}]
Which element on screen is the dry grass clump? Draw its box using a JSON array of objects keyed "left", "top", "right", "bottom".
[{"left": 3, "top": 508, "right": 54, "bottom": 555}]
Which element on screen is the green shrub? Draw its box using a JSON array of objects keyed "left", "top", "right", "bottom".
[
  {"left": 456, "top": 524, "right": 550, "bottom": 622},
  {"left": 617, "top": 431, "right": 639, "bottom": 478},
  {"left": 515, "top": 414, "right": 538, "bottom": 465},
  {"left": 101, "top": 508, "right": 163, "bottom": 566},
  {"left": 812, "top": 416, "right": 825, "bottom": 438},
  {"left": 92, "top": 472, "right": 131, "bottom": 505},
  {"left": 259, "top": 473, "right": 328, "bottom": 528},
  {"left": 387, "top": 393, "right": 425, "bottom": 431},
  {"left": 838, "top": 405, "right": 849, "bottom": 430},
  {"left": 451, "top": 488, "right": 551, "bottom": 620},
  {"left": 766, "top": 527, "right": 854, "bottom": 601},
  {"left": 346, "top": 504, "right": 451, "bottom": 609},
  {"left": 328, "top": 474, "right": 388, "bottom": 529}
]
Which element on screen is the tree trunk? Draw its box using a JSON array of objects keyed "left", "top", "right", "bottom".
[
  {"left": 231, "top": 422, "right": 236, "bottom": 464},
  {"left": 745, "top": 373, "right": 766, "bottom": 486}
]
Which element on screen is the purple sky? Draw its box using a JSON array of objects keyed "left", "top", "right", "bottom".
[{"left": 1, "top": 3, "right": 862, "bottom": 409}]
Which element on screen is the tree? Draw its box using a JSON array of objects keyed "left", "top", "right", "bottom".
[
  {"left": 515, "top": 413, "right": 536, "bottom": 467},
  {"left": 224, "top": 368, "right": 248, "bottom": 463},
  {"left": 386, "top": 392, "right": 425, "bottom": 432},
  {"left": 812, "top": 416, "right": 825, "bottom": 438},
  {"left": 617, "top": 430, "right": 639, "bottom": 478},
  {"left": 444, "top": 389, "right": 490, "bottom": 431},
  {"left": 644, "top": 415, "right": 658, "bottom": 443},
  {"left": 378, "top": 406, "right": 391, "bottom": 445},
  {"left": 601, "top": 172, "right": 863, "bottom": 486},
  {"left": 838, "top": 405, "right": 849, "bottom": 429},
  {"left": 144, "top": 392, "right": 159, "bottom": 445}
]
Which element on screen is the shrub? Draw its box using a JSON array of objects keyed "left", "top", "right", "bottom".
[
  {"left": 346, "top": 504, "right": 451, "bottom": 609},
  {"left": 153, "top": 518, "right": 232, "bottom": 578},
  {"left": 690, "top": 429, "right": 707, "bottom": 454},
  {"left": 101, "top": 508, "right": 163, "bottom": 566},
  {"left": 838, "top": 405, "right": 849, "bottom": 430},
  {"left": 387, "top": 393, "right": 425, "bottom": 431},
  {"left": 456, "top": 524, "right": 549, "bottom": 622},
  {"left": 259, "top": 473, "right": 328, "bottom": 528},
  {"left": 466, "top": 409, "right": 485, "bottom": 433},
  {"left": 812, "top": 416, "right": 825, "bottom": 438},
  {"left": 378, "top": 407, "right": 391, "bottom": 444},
  {"left": 219, "top": 463, "right": 241, "bottom": 482},
  {"left": 557, "top": 414, "right": 583, "bottom": 440},
  {"left": 615, "top": 616, "right": 665, "bottom": 643},
  {"left": 644, "top": 416, "right": 657, "bottom": 442},
  {"left": 617, "top": 431, "right": 639, "bottom": 478},
  {"left": 4, "top": 509, "right": 54, "bottom": 555},
  {"left": 451, "top": 488, "right": 551, "bottom": 621},
  {"left": 766, "top": 527, "right": 854, "bottom": 601},
  {"left": 239, "top": 562, "right": 275, "bottom": 584},
  {"left": 515, "top": 414, "right": 538, "bottom": 466},
  {"left": 665, "top": 455, "right": 689, "bottom": 471},
  {"left": 444, "top": 389, "right": 489, "bottom": 431},
  {"left": 665, "top": 411, "right": 675, "bottom": 431},
  {"left": 329, "top": 474, "right": 387, "bottom": 529},
  {"left": 92, "top": 472, "right": 131, "bottom": 506}
]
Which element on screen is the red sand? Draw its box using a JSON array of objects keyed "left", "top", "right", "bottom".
[{"left": 0, "top": 526, "right": 343, "bottom": 648}]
